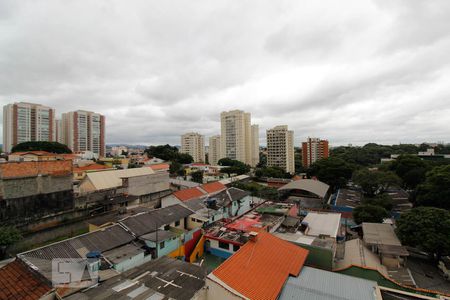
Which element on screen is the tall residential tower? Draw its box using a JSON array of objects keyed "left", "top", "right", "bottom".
[
  {"left": 266, "top": 125, "right": 295, "bottom": 174},
  {"left": 302, "top": 137, "right": 329, "bottom": 168},
  {"left": 220, "top": 110, "right": 259, "bottom": 167},
  {"left": 3, "top": 102, "right": 55, "bottom": 153},
  {"left": 208, "top": 135, "right": 222, "bottom": 165},
  {"left": 181, "top": 132, "right": 205, "bottom": 163},
  {"left": 61, "top": 110, "right": 105, "bottom": 157}
]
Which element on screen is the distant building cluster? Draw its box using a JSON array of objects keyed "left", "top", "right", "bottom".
[{"left": 3, "top": 102, "right": 105, "bottom": 157}]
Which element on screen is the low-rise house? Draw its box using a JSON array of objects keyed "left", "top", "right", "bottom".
[
  {"left": 78, "top": 167, "right": 170, "bottom": 207},
  {"left": 8, "top": 151, "right": 63, "bottom": 162},
  {"left": 301, "top": 211, "right": 343, "bottom": 240},
  {"left": 73, "top": 163, "right": 111, "bottom": 181},
  {"left": 161, "top": 181, "right": 227, "bottom": 207},
  {"left": 147, "top": 163, "right": 170, "bottom": 172},
  {"left": 0, "top": 160, "right": 73, "bottom": 224},
  {"left": 0, "top": 259, "right": 55, "bottom": 300},
  {"left": 206, "top": 229, "right": 309, "bottom": 300},
  {"left": 103, "top": 243, "right": 148, "bottom": 273},
  {"left": 63, "top": 256, "right": 206, "bottom": 300},
  {"left": 362, "top": 222, "right": 409, "bottom": 268},
  {"left": 278, "top": 266, "right": 382, "bottom": 300}
]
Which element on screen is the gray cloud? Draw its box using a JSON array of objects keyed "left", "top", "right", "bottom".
[{"left": 0, "top": 0, "right": 449, "bottom": 146}]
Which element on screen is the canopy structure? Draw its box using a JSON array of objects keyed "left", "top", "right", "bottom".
[{"left": 278, "top": 179, "right": 330, "bottom": 199}]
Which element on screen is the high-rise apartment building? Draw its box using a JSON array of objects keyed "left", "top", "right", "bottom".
[
  {"left": 181, "top": 132, "right": 205, "bottom": 163},
  {"left": 61, "top": 110, "right": 105, "bottom": 157},
  {"left": 209, "top": 135, "right": 222, "bottom": 165},
  {"left": 55, "top": 119, "right": 63, "bottom": 143},
  {"left": 251, "top": 125, "right": 260, "bottom": 167},
  {"left": 302, "top": 137, "right": 329, "bottom": 168},
  {"left": 220, "top": 110, "right": 259, "bottom": 167},
  {"left": 267, "top": 125, "right": 295, "bottom": 174},
  {"left": 3, "top": 102, "right": 55, "bottom": 153}
]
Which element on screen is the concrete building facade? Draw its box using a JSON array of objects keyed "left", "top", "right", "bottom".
[
  {"left": 181, "top": 132, "right": 205, "bottom": 163},
  {"left": 220, "top": 110, "right": 259, "bottom": 167},
  {"left": 267, "top": 125, "right": 295, "bottom": 174},
  {"left": 61, "top": 110, "right": 105, "bottom": 157},
  {"left": 302, "top": 137, "right": 329, "bottom": 168},
  {"left": 251, "top": 124, "right": 260, "bottom": 167},
  {"left": 3, "top": 102, "right": 55, "bottom": 153},
  {"left": 208, "top": 135, "right": 222, "bottom": 165}
]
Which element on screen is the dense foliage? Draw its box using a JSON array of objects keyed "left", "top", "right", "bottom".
[
  {"left": 218, "top": 158, "right": 250, "bottom": 175},
  {"left": 307, "top": 157, "right": 353, "bottom": 191},
  {"left": 231, "top": 182, "right": 279, "bottom": 200},
  {"left": 396, "top": 207, "right": 450, "bottom": 259},
  {"left": 362, "top": 194, "right": 394, "bottom": 211},
  {"left": 415, "top": 165, "right": 450, "bottom": 210},
  {"left": 255, "top": 166, "right": 291, "bottom": 179},
  {"left": 0, "top": 226, "right": 22, "bottom": 258},
  {"left": 11, "top": 141, "right": 72, "bottom": 154},
  {"left": 144, "top": 144, "right": 193, "bottom": 164},
  {"left": 353, "top": 204, "right": 389, "bottom": 224},
  {"left": 191, "top": 171, "right": 204, "bottom": 183},
  {"left": 389, "top": 155, "right": 428, "bottom": 190},
  {"left": 352, "top": 169, "right": 400, "bottom": 197}
]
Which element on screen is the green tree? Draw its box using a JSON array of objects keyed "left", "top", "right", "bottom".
[
  {"left": 191, "top": 171, "right": 203, "bottom": 183},
  {"left": 218, "top": 158, "right": 250, "bottom": 175},
  {"left": 390, "top": 155, "right": 428, "bottom": 189},
  {"left": 353, "top": 204, "right": 389, "bottom": 224},
  {"left": 363, "top": 194, "right": 394, "bottom": 211},
  {"left": 177, "top": 153, "right": 194, "bottom": 164},
  {"left": 11, "top": 141, "right": 72, "bottom": 154},
  {"left": 352, "top": 169, "right": 400, "bottom": 197},
  {"left": 396, "top": 207, "right": 450, "bottom": 260},
  {"left": 255, "top": 166, "right": 290, "bottom": 179},
  {"left": 169, "top": 161, "right": 182, "bottom": 175},
  {"left": 0, "top": 226, "right": 22, "bottom": 258},
  {"left": 144, "top": 144, "right": 193, "bottom": 164},
  {"left": 415, "top": 165, "right": 450, "bottom": 210},
  {"left": 307, "top": 157, "right": 354, "bottom": 191}
]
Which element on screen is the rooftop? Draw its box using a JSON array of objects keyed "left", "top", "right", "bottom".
[
  {"left": 73, "top": 163, "right": 110, "bottom": 173},
  {"left": 279, "top": 266, "right": 380, "bottom": 300},
  {"left": 139, "top": 230, "right": 176, "bottom": 242},
  {"left": 362, "top": 223, "right": 402, "bottom": 247},
  {"left": 119, "top": 204, "right": 193, "bottom": 237},
  {"left": 303, "top": 212, "right": 342, "bottom": 238},
  {"left": 209, "top": 230, "right": 309, "bottom": 300},
  {"left": 199, "top": 181, "right": 226, "bottom": 194},
  {"left": 64, "top": 256, "right": 206, "bottom": 300},
  {"left": 279, "top": 178, "right": 330, "bottom": 199},
  {"left": 0, "top": 259, "right": 53, "bottom": 300},
  {"left": 172, "top": 187, "right": 206, "bottom": 202},
  {"left": 0, "top": 160, "right": 72, "bottom": 179},
  {"left": 103, "top": 244, "right": 144, "bottom": 264},
  {"left": 83, "top": 168, "right": 156, "bottom": 190}
]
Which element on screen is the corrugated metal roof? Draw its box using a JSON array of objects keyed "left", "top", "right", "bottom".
[
  {"left": 362, "top": 223, "right": 402, "bottom": 246},
  {"left": 85, "top": 168, "right": 155, "bottom": 190},
  {"left": 278, "top": 266, "right": 378, "bottom": 300},
  {"left": 278, "top": 179, "right": 330, "bottom": 198},
  {"left": 119, "top": 204, "right": 193, "bottom": 237}
]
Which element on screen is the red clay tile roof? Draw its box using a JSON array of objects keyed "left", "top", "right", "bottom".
[
  {"left": 0, "top": 160, "right": 73, "bottom": 179},
  {"left": 73, "top": 163, "right": 110, "bottom": 173},
  {"left": 0, "top": 260, "right": 53, "bottom": 300},
  {"left": 211, "top": 230, "right": 309, "bottom": 300},
  {"left": 173, "top": 187, "right": 206, "bottom": 202},
  {"left": 9, "top": 151, "right": 57, "bottom": 156},
  {"left": 200, "top": 182, "right": 226, "bottom": 194},
  {"left": 148, "top": 163, "right": 170, "bottom": 171}
]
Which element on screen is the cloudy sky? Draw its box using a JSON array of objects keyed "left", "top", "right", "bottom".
[{"left": 1, "top": 0, "right": 449, "bottom": 146}]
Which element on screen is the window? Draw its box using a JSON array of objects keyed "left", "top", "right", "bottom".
[
  {"left": 160, "top": 241, "right": 165, "bottom": 249},
  {"left": 218, "top": 241, "right": 229, "bottom": 250},
  {"left": 233, "top": 245, "right": 240, "bottom": 252},
  {"left": 175, "top": 220, "right": 180, "bottom": 227}
]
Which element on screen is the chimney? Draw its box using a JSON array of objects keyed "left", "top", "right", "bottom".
[{"left": 248, "top": 231, "right": 258, "bottom": 242}]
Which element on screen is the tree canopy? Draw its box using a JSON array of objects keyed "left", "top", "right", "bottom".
[
  {"left": 255, "top": 166, "right": 291, "bottom": 179},
  {"left": 362, "top": 193, "right": 394, "bottom": 211},
  {"left": 11, "top": 141, "right": 72, "bottom": 154},
  {"left": 218, "top": 158, "right": 250, "bottom": 175},
  {"left": 352, "top": 169, "right": 400, "bottom": 197},
  {"left": 415, "top": 165, "right": 450, "bottom": 210},
  {"left": 353, "top": 204, "right": 389, "bottom": 224},
  {"left": 144, "top": 144, "right": 193, "bottom": 164},
  {"left": 389, "top": 155, "right": 428, "bottom": 189},
  {"left": 191, "top": 170, "right": 203, "bottom": 183},
  {"left": 0, "top": 226, "right": 22, "bottom": 258},
  {"left": 307, "top": 157, "right": 353, "bottom": 191},
  {"left": 396, "top": 207, "right": 450, "bottom": 259}
]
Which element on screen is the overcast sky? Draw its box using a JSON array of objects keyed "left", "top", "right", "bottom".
[{"left": 1, "top": 0, "right": 449, "bottom": 146}]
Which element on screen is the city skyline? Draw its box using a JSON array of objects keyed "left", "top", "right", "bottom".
[{"left": 1, "top": 1, "right": 449, "bottom": 146}]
